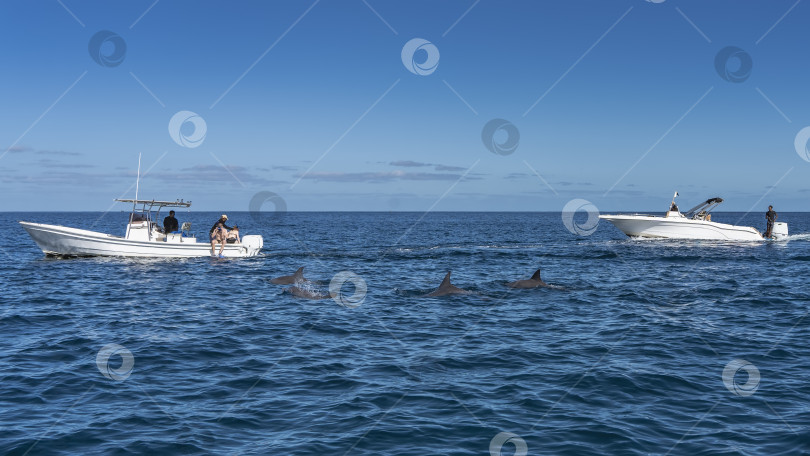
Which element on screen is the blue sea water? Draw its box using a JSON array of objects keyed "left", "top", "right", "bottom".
[{"left": 1, "top": 210, "right": 809, "bottom": 455}]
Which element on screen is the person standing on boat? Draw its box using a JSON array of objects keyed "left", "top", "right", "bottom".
[
  {"left": 765, "top": 205, "right": 777, "bottom": 238},
  {"left": 210, "top": 214, "right": 233, "bottom": 257},
  {"left": 163, "top": 210, "right": 179, "bottom": 233}
]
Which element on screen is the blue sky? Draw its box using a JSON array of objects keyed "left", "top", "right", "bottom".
[{"left": 1, "top": 0, "right": 809, "bottom": 212}]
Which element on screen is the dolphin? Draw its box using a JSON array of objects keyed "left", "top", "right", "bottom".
[
  {"left": 284, "top": 285, "right": 332, "bottom": 300},
  {"left": 507, "top": 269, "right": 548, "bottom": 289},
  {"left": 270, "top": 267, "right": 306, "bottom": 285},
  {"left": 424, "top": 271, "right": 469, "bottom": 297}
]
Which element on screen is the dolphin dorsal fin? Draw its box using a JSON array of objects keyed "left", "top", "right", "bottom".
[
  {"left": 530, "top": 269, "right": 542, "bottom": 281},
  {"left": 294, "top": 267, "right": 304, "bottom": 277},
  {"left": 439, "top": 271, "right": 452, "bottom": 289}
]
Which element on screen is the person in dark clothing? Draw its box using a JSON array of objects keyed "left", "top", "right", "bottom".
[
  {"left": 765, "top": 205, "right": 777, "bottom": 238},
  {"left": 163, "top": 210, "right": 179, "bottom": 233},
  {"left": 210, "top": 214, "right": 233, "bottom": 257}
]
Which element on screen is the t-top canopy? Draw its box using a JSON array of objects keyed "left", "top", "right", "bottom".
[
  {"left": 116, "top": 199, "right": 192, "bottom": 212},
  {"left": 684, "top": 197, "right": 723, "bottom": 219}
]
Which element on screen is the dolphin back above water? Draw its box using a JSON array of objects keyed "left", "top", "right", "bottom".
[
  {"left": 270, "top": 267, "right": 305, "bottom": 285},
  {"left": 285, "top": 285, "right": 332, "bottom": 300},
  {"left": 507, "top": 268, "right": 548, "bottom": 289},
  {"left": 424, "top": 271, "right": 470, "bottom": 297}
]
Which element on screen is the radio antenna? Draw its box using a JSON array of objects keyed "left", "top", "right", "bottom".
[{"left": 133, "top": 153, "right": 142, "bottom": 213}]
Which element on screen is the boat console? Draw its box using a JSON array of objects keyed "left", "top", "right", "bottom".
[{"left": 120, "top": 198, "right": 193, "bottom": 243}]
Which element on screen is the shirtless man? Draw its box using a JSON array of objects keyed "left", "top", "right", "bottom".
[{"left": 209, "top": 214, "right": 233, "bottom": 257}]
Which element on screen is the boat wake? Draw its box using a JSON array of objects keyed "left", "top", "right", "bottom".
[{"left": 781, "top": 233, "right": 810, "bottom": 242}]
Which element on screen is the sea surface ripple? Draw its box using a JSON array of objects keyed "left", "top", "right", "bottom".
[{"left": 1, "top": 211, "right": 808, "bottom": 455}]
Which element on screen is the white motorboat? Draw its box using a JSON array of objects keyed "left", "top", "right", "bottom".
[
  {"left": 599, "top": 195, "right": 788, "bottom": 241},
  {"left": 20, "top": 199, "right": 263, "bottom": 258}
]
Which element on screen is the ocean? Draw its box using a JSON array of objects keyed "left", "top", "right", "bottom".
[{"left": 1, "top": 211, "right": 809, "bottom": 455}]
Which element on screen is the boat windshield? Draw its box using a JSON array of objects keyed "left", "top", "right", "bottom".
[{"left": 129, "top": 213, "right": 149, "bottom": 222}]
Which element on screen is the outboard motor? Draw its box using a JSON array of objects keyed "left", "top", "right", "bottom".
[
  {"left": 771, "top": 222, "right": 788, "bottom": 240},
  {"left": 241, "top": 235, "right": 264, "bottom": 256}
]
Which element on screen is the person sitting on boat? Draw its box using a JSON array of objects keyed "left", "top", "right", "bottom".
[
  {"left": 210, "top": 214, "right": 234, "bottom": 256},
  {"left": 163, "top": 210, "right": 179, "bottom": 233},
  {"left": 765, "top": 205, "right": 777, "bottom": 238},
  {"left": 669, "top": 202, "right": 679, "bottom": 212},
  {"left": 226, "top": 225, "right": 241, "bottom": 244}
]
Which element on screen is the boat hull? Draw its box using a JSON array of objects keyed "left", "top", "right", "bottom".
[
  {"left": 598, "top": 215, "right": 764, "bottom": 241},
  {"left": 20, "top": 221, "right": 263, "bottom": 258}
]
